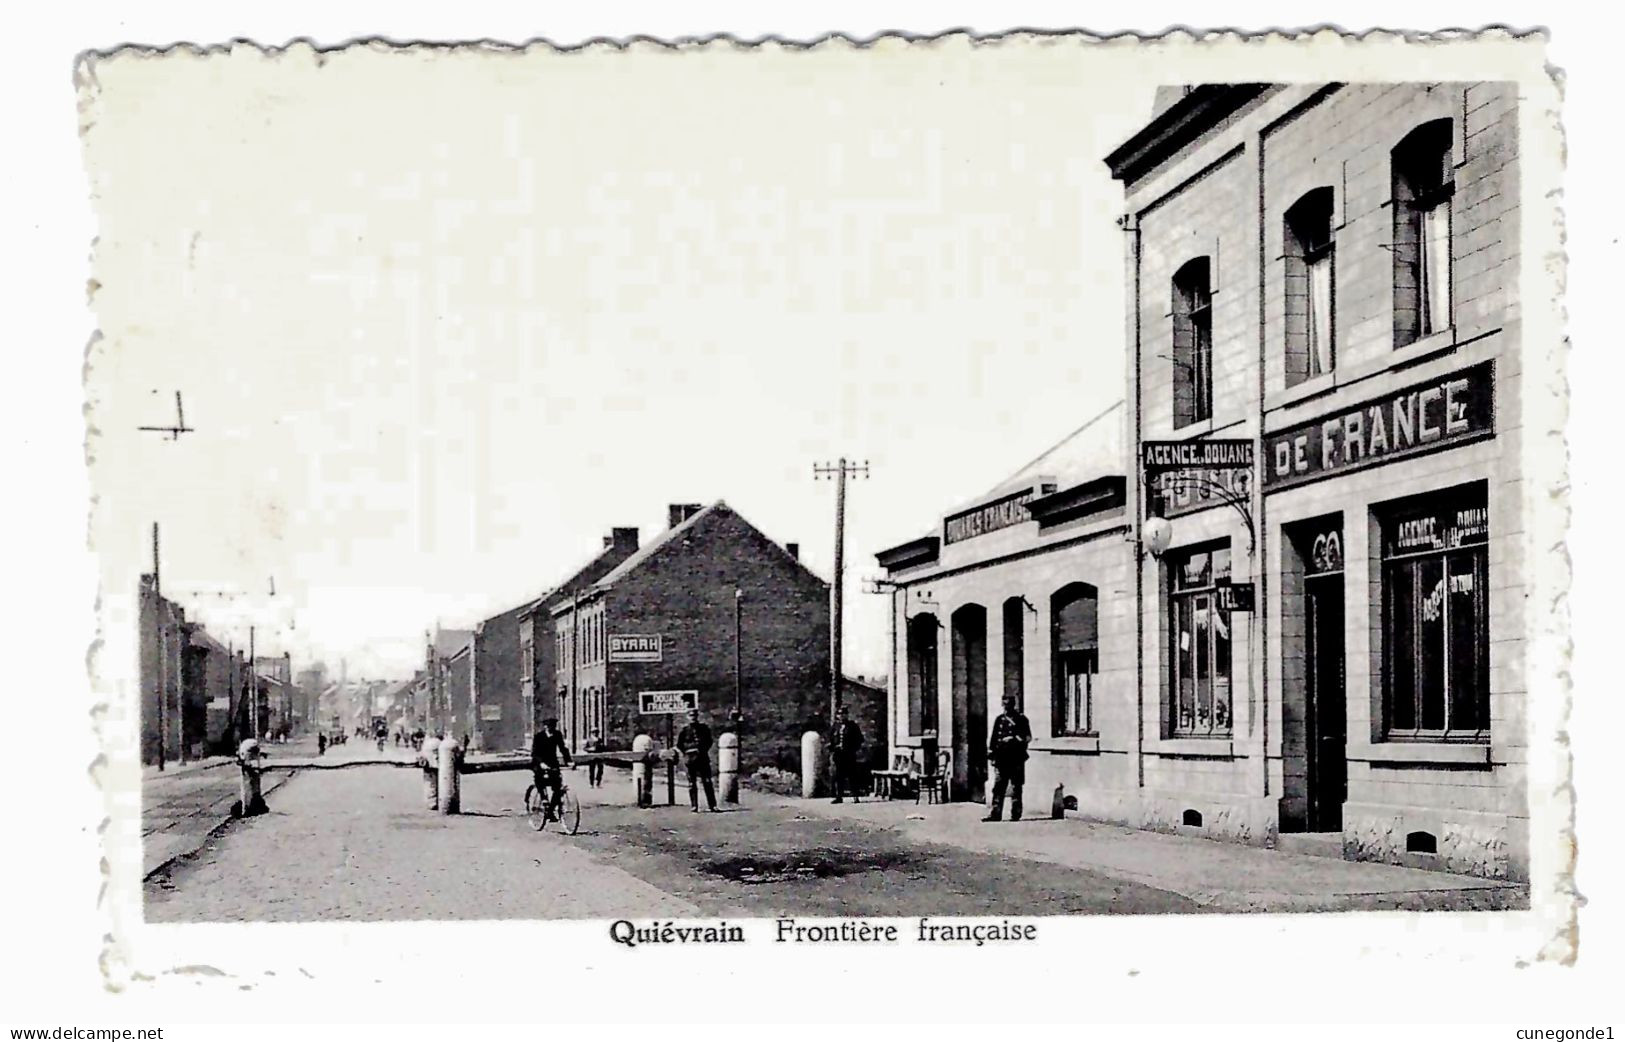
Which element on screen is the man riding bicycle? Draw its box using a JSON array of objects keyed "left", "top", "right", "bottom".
[{"left": 530, "top": 717, "right": 573, "bottom": 816}]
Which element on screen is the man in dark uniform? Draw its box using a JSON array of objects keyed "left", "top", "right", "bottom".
[
  {"left": 530, "top": 717, "right": 573, "bottom": 815},
  {"left": 829, "top": 704, "right": 864, "bottom": 804},
  {"left": 984, "top": 693, "right": 1032, "bottom": 822},
  {"left": 675, "top": 708, "right": 718, "bottom": 813}
]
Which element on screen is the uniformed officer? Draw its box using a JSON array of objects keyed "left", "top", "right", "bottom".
[
  {"left": 675, "top": 708, "right": 718, "bottom": 813},
  {"left": 984, "top": 694, "right": 1032, "bottom": 822}
]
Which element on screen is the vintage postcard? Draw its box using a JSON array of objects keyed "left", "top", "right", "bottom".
[{"left": 76, "top": 25, "right": 1574, "bottom": 1016}]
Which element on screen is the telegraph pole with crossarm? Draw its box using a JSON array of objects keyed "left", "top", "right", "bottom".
[{"left": 813, "top": 458, "right": 870, "bottom": 721}]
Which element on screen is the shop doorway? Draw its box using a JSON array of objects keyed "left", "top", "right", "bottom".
[
  {"left": 1304, "top": 573, "right": 1347, "bottom": 832},
  {"left": 951, "top": 604, "right": 988, "bottom": 803}
]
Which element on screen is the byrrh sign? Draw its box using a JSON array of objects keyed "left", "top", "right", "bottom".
[
  {"left": 1264, "top": 362, "right": 1495, "bottom": 490},
  {"left": 609, "top": 634, "right": 662, "bottom": 663}
]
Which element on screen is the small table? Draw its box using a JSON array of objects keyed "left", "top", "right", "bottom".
[{"left": 870, "top": 769, "right": 916, "bottom": 801}]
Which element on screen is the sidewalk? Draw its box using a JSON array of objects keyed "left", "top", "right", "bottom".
[{"left": 756, "top": 789, "right": 1528, "bottom": 913}]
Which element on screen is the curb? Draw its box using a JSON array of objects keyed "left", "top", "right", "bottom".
[{"left": 142, "top": 768, "right": 301, "bottom": 882}]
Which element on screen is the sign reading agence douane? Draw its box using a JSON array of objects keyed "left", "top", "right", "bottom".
[
  {"left": 1263, "top": 362, "right": 1495, "bottom": 491},
  {"left": 1141, "top": 439, "right": 1254, "bottom": 519},
  {"left": 609, "top": 634, "right": 663, "bottom": 663},
  {"left": 638, "top": 690, "right": 698, "bottom": 715}
]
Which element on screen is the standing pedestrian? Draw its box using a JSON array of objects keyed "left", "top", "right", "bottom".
[
  {"left": 317, "top": 732, "right": 327, "bottom": 756},
  {"left": 829, "top": 704, "right": 864, "bottom": 804},
  {"left": 584, "top": 728, "right": 605, "bottom": 788},
  {"left": 675, "top": 709, "right": 718, "bottom": 813},
  {"left": 984, "top": 694, "right": 1032, "bottom": 822}
]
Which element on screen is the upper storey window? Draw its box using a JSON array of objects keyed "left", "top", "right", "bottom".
[
  {"left": 1392, "top": 119, "right": 1454, "bottom": 348},
  {"left": 1171, "top": 257, "right": 1213, "bottom": 428},
  {"left": 1285, "top": 187, "right": 1336, "bottom": 385}
]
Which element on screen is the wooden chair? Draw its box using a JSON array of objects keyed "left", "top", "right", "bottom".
[{"left": 917, "top": 749, "right": 951, "bottom": 805}]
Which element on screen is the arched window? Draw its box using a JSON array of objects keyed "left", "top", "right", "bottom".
[
  {"left": 1172, "top": 258, "right": 1213, "bottom": 427},
  {"left": 1051, "top": 583, "right": 1099, "bottom": 737},
  {"left": 1285, "top": 187, "right": 1336, "bottom": 383},
  {"left": 1392, "top": 119, "right": 1454, "bottom": 347}
]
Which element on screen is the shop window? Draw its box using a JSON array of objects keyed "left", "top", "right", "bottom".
[
  {"left": 1285, "top": 187, "right": 1336, "bottom": 385},
  {"left": 1051, "top": 583, "right": 1099, "bottom": 737},
  {"left": 907, "top": 614, "right": 940, "bottom": 735},
  {"left": 1392, "top": 119, "right": 1454, "bottom": 348},
  {"left": 1169, "top": 545, "right": 1233, "bottom": 737},
  {"left": 1171, "top": 258, "right": 1214, "bottom": 427},
  {"left": 1002, "top": 598, "right": 1026, "bottom": 712},
  {"left": 1382, "top": 486, "right": 1489, "bottom": 739}
]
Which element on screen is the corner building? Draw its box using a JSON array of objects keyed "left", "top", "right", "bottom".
[{"left": 1108, "top": 83, "right": 1527, "bottom": 879}]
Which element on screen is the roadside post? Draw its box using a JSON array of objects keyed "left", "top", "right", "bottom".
[
  {"left": 632, "top": 733, "right": 654, "bottom": 807},
  {"left": 801, "top": 729, "right": 824, "bottom": 799},
  {"left": 236, "top": 738, "right": 268, "bottom": 816},
  {"left": 718, "top": 730, "right": 739, "bottom": 804},
  {"left": 437, "top": 736, "right": 461, "bottom": 815},
  {"left": 420, "top": 734, "right": 441, "bottom": 810}
]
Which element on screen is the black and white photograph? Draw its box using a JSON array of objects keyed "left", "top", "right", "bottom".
[{"left": 9, "top": 5, "right": 1619, "bottom": 1034}]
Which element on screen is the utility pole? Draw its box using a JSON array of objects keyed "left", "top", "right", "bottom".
[
  {"left": 813, "top": 458, "right": 869, "bottom": 721},
  {"left": 152, "top": 522, "right": 165, "bottom": 772},
  {"left": 733, "top": 587, "right": 743, "bottom": 716},
  {"left": 249, "top": 625, "right": 258, "bottom": 740}
]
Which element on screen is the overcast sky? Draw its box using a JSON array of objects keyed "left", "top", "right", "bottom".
[{"left": 83, "top": 38, "right": 1156, "bottom": 679}]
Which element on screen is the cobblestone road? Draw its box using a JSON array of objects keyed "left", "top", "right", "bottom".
[{"left": 145, "top": 761, "right": 703, "bottom": 922}]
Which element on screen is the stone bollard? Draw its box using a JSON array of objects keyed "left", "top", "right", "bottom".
[
  {"left": 236, "top": 738, "right": 268, "bottom": 817},
  {"left": 438, "top": 737, "right": 461, "bottom": 815},
  {"left": 420, "top": 735, "right": 441, "bottom": 811},
  {"left": 631, "top": 733, "right": 654, "bottom": 808},
  {"left": 718, "top": 731, "right": 740, "bottom": 804},
  {"left": 801, "top": 730, "right": 825, "bottom": 799}
]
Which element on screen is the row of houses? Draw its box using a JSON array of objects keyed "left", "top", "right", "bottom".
[
  {"left": 411, "top": 502, "right": 885, "bottom": 774},
  {"left": 139, "top": 574, "right": 317, "bottom": 764},
  {"left": 875, "top": 82, "right": 1529, "bottom": 880}
]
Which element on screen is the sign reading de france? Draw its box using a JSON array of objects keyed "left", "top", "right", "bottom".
[
  {"left": 638, "top": 690, "right": 698, "bottom": 715},
  {"left": 1263, "top": 362, "right": 1495, "bottom": 491},
  {"left": 609, "top": 634, "right": 663, "bottom": 663}
]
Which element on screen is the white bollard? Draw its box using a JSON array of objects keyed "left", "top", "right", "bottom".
[
  {"left": 438, "top": 737, "right": 461, "bottom": 815},
  {"left": 237, "top": 738, "right": 266, "bottom": 816},
  {"left": 801, "top": 730, "right": 825, "bottom": 800},
  {"left": 718, "top": 731, "right": 740, "bottom": 804},
  {"left": 631, "top": 733, "right": 654, "bottom": 808},
  {"left": 420, "top": 735, "right": 441, "bottom": 810}
]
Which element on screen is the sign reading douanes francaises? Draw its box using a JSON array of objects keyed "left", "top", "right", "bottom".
[
  {"left": 944, "top": 489, "right": 1035, "bottom": 544},
  {"left": 609, "top": 634, "right": 663, "bottom": 663},
  {"left": 1263, "top": 362, "right": 1495, "bottom": 491}
]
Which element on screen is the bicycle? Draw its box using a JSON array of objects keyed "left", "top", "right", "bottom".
[{"left": 524, "top": 771, "right": 581, "bottom": 835}]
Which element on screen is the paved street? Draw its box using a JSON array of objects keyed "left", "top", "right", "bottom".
[{"left": 145, "top": 756, "right": 1526, "bottom": 921}]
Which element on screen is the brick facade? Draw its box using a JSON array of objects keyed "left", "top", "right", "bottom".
[
  {"left": 471, "top": 601, "right": 528, "bottom": 753},
  {"left": 552, "top": 502, "right": 830, "bottom": 773}
]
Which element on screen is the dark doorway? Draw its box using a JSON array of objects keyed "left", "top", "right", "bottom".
[
  {"left": 951, "top": 605, "right": 988, "bottom": 803},
  {"left": 1304, "top": 574, "right": 1347, "bottom": 832}
]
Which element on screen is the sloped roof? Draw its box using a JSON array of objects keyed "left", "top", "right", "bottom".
[
  {"left": 589, "top": 502, "right": 723, "bottom": 590},
  {"left": 433, "top": 629, "right": 474, "bottom": 659},
  {"left": 576, "top": 501, "right": 823, "bottom": 601},
  {"left": 981, "top": 400, "right": 1124, "bottom": 500}
]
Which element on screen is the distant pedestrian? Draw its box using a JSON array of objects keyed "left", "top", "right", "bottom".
[
  {"left": 829, "top": 704, "right": 864, "bottom": 804},
  {"left": 984, "top": 694, "right": 1032, "bottom": 822},
  {"left": 675, "top": 709, "right": 718, "bottom": 813},
  {"left": 584, "top": 728, "right": 605, "bottom": 788},
  {"left": 317, "top": 732, "right": 327, "bottom": 756}
]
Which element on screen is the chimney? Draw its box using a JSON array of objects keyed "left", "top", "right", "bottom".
[
  {"left": 611, "top": 527, "right": 639, "bottom": 551},
  {"left": 667, "top": 503, "right": 703, "bottom": 529},
  {"left": 786, "top": 542, "right": 800, "bottom": 560}
]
